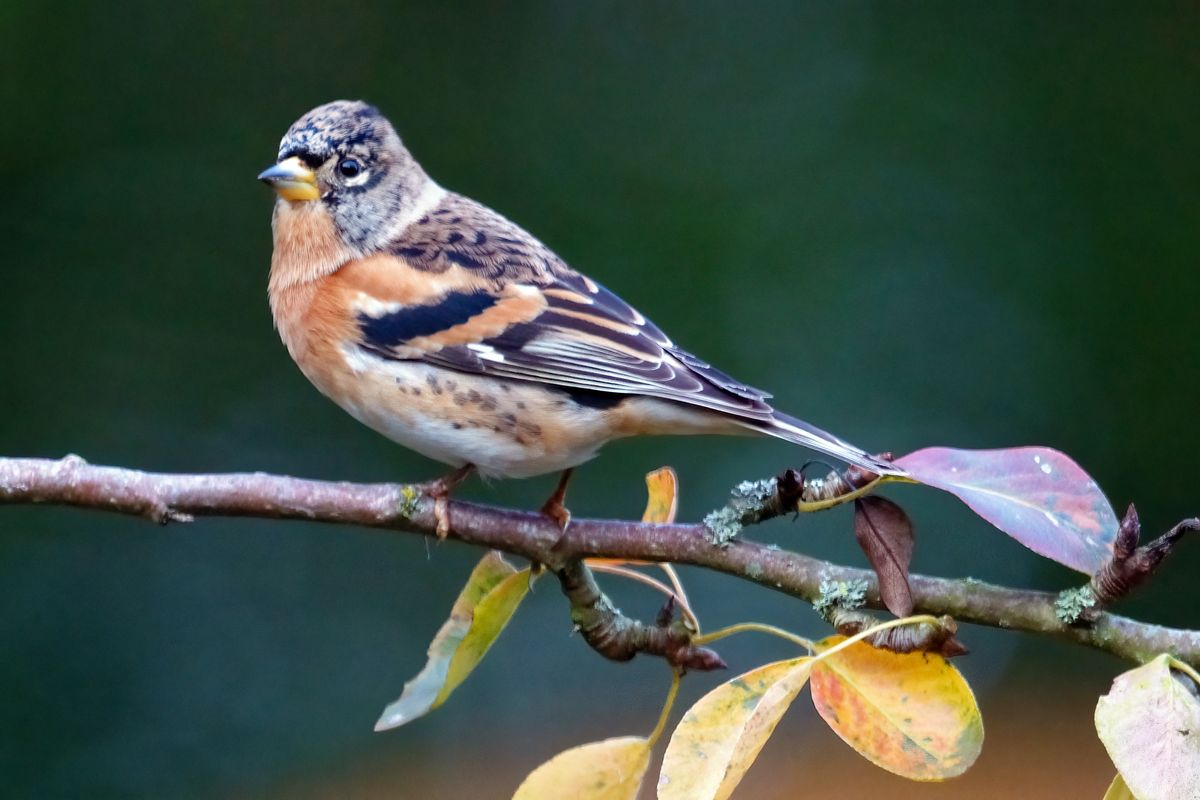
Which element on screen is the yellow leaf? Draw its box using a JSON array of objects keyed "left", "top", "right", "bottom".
[
  {"left": 659, "top": 657, "right": 812, "bottom": 800},
  {"left": 642, "top": 467, "right": 678, "bottom": 524},
  {"left": 1095, "top": 654, "right": 1200, "bottom": 800},
  {"left": 1102, "top": 773, "right": 1137, "bottom": 800},
  {"left": 375, "top": 551, "right": 530, "bottom": 730},
  {"left": 589, "top": 468, "right": 678, "bottom": 568},
  {"left": 513, "top": 736, "right": 652, "bottom": 800},
  {"left": 809, "top": 636, "right": 983, "bottom": 780}
]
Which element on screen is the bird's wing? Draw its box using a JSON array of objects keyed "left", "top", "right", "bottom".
[
  {"left": 352, "top": 262, "right": 777, "bottom": 421},
  {"left": 339, "top": 191, "right": 897, "bottom": 473},
  {"left": 439, "top": 274, "right": 779, "bottom": 418},
  {"left": 341, "top": 190, "right": 774, "bottom": 420}
]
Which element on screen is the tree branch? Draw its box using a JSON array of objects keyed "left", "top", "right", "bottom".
[{"left": 2, "top": 455, "right": 1197, "bottom": 668}]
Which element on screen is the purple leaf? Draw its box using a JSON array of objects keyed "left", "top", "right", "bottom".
[
  {"left": 853, "top": 497, "right": 915, "bottom": 616},
  {"left": 897, "top": 447, "right": 1118, "bottom": 574}
]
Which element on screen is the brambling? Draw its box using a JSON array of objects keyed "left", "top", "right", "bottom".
[{"left": 259, "top": 100, "right": 900, "bottom": 534}]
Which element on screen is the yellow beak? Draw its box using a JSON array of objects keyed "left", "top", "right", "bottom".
[{"left": 257, "top": 156, "right": 319, "bottom": 201}]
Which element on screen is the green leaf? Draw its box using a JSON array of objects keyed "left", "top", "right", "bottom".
[
  {"left": 375, "top": 551, "right": 531, "bottom": 731},
  {"left": 513, "top": 736, "right": 652, "bottom": 800},
  {"left": 1095, "top": 654, "right": 1200, "bottom": 800},
  {"left": 658, "top": 657, "right": 812, "bottom": 800}
]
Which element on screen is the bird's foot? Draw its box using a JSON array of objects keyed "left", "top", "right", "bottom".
[
  {"left": 540, "top": 497, "right": 572, "bottom": 532},
  {"left": 419, "top": 464, "right": 475, "bottom": 540},
  {"left": 542, "top": 468, "right": 576, "bottom": 550}
]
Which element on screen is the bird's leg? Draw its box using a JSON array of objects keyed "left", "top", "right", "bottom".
[
  {"left": 541, "top": 468, "right": 575, "bottom": 534},
  {"left": 420, "top": 464, "right": 475, "bottom": 539}
]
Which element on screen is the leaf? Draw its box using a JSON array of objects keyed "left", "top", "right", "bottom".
[
  {"left": 810, "top": 635, "right": 983, "bottom": 780},
  {"left": 897, "top": 446, "right": 1118, "bottom": 573},
  {"left": 1095, "top": 654, "right": 1200, "bottom": 800},
  {"left": 853, "top": 496, "right": 915, "bottom": 616},
  {"left": 643, "top": 467, "right": 679, "bottom": 524},
  {"left": 659, "top": 657, "right": 813, "bottom": 800},
  {"left": 589, "top": 467, "right": 678, "bottom": 567},
  {"left": 1102, "top": 773, "right": 1137, "bottom": 800},
  {"left": 375, "top": 551, "right": 530, "bottom": 731},
  {"left": 513, "top": 736, "right": 652, "bottom": 800}
]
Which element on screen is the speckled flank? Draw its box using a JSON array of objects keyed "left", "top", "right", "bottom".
[{"left": 322, "top": 353, "right": 620, "bottom": 478}]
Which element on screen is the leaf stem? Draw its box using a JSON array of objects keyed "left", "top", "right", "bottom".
[
  {"left": 794, "top": 478, "right": 880, "bottom": 512},
  {"left": 647, "top": 669, "right": 682, "bottom": 746},
  {"left": 657, "top": 563, "right": 696, "bottom": 631},
  {"left": 587, "top": 563, "right": 701, "bottom": 632},
  {"left": 794, "top": 474, "right": 916, "bottom": 512},
  {"left": 692, "top": 622, "right": 814, "bottom": 652},
  {"left": 811, "top": 614, "right": 941, "bottom": 665},
  {"left": 1168, "top": 655, "right": 1200, "bottom": 688}
]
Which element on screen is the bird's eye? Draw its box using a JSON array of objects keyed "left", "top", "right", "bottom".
[{"left": 338, "top": 158, "right": 362, "bottom": 178}]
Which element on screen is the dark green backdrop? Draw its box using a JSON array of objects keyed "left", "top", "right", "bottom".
[{"left": 2, "top": 3, "right": 1197, "bottom": 798}]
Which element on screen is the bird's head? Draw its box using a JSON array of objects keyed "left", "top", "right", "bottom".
[{"left": 258, "top": 100, "right": 431, "bottom": 251}]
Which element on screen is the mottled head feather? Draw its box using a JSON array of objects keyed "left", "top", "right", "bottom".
[
  {"left": 278, "top": 100, "right": 384, "bottom": 164},
  {"left": 273, "top": 100, "right": 437, "bottom": 252}
]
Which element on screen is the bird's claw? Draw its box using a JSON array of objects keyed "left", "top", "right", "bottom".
[
  {"left": 540, "top": 497, "right": 572, "bottom": 533},
  {"left": 434, "top": 493, "right": 451, "bottom": 540},
  {"left": 419, "top": 464, "right": 475, "bottom": 541}
]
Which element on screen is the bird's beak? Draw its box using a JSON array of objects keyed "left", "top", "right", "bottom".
[{"left": 257, "top": 157, "right": 319, "bottom": 201}]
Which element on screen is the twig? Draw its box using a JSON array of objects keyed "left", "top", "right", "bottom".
[
  {"left": 556, "top": 559, "right": 725, "bottom": 671},
  {"left": 1091, "top": 504, "right": 1200, "bottom": 605}
]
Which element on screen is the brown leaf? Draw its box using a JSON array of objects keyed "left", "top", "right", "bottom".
[{"left": 854, "top": 497, "right": 915, "bottom": 616}]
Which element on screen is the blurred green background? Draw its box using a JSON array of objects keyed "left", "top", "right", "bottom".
[{"left": 2, "top": 3, "right": 1198, "bottom": 798}]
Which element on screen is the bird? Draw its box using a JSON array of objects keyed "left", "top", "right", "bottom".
[{"left": 258, "top": 100, "right": 900, "bottom": 536}]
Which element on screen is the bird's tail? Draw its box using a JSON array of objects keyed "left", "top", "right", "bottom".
[{"left": 750, "top": 411, "right": 906, "bottom": 478}]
